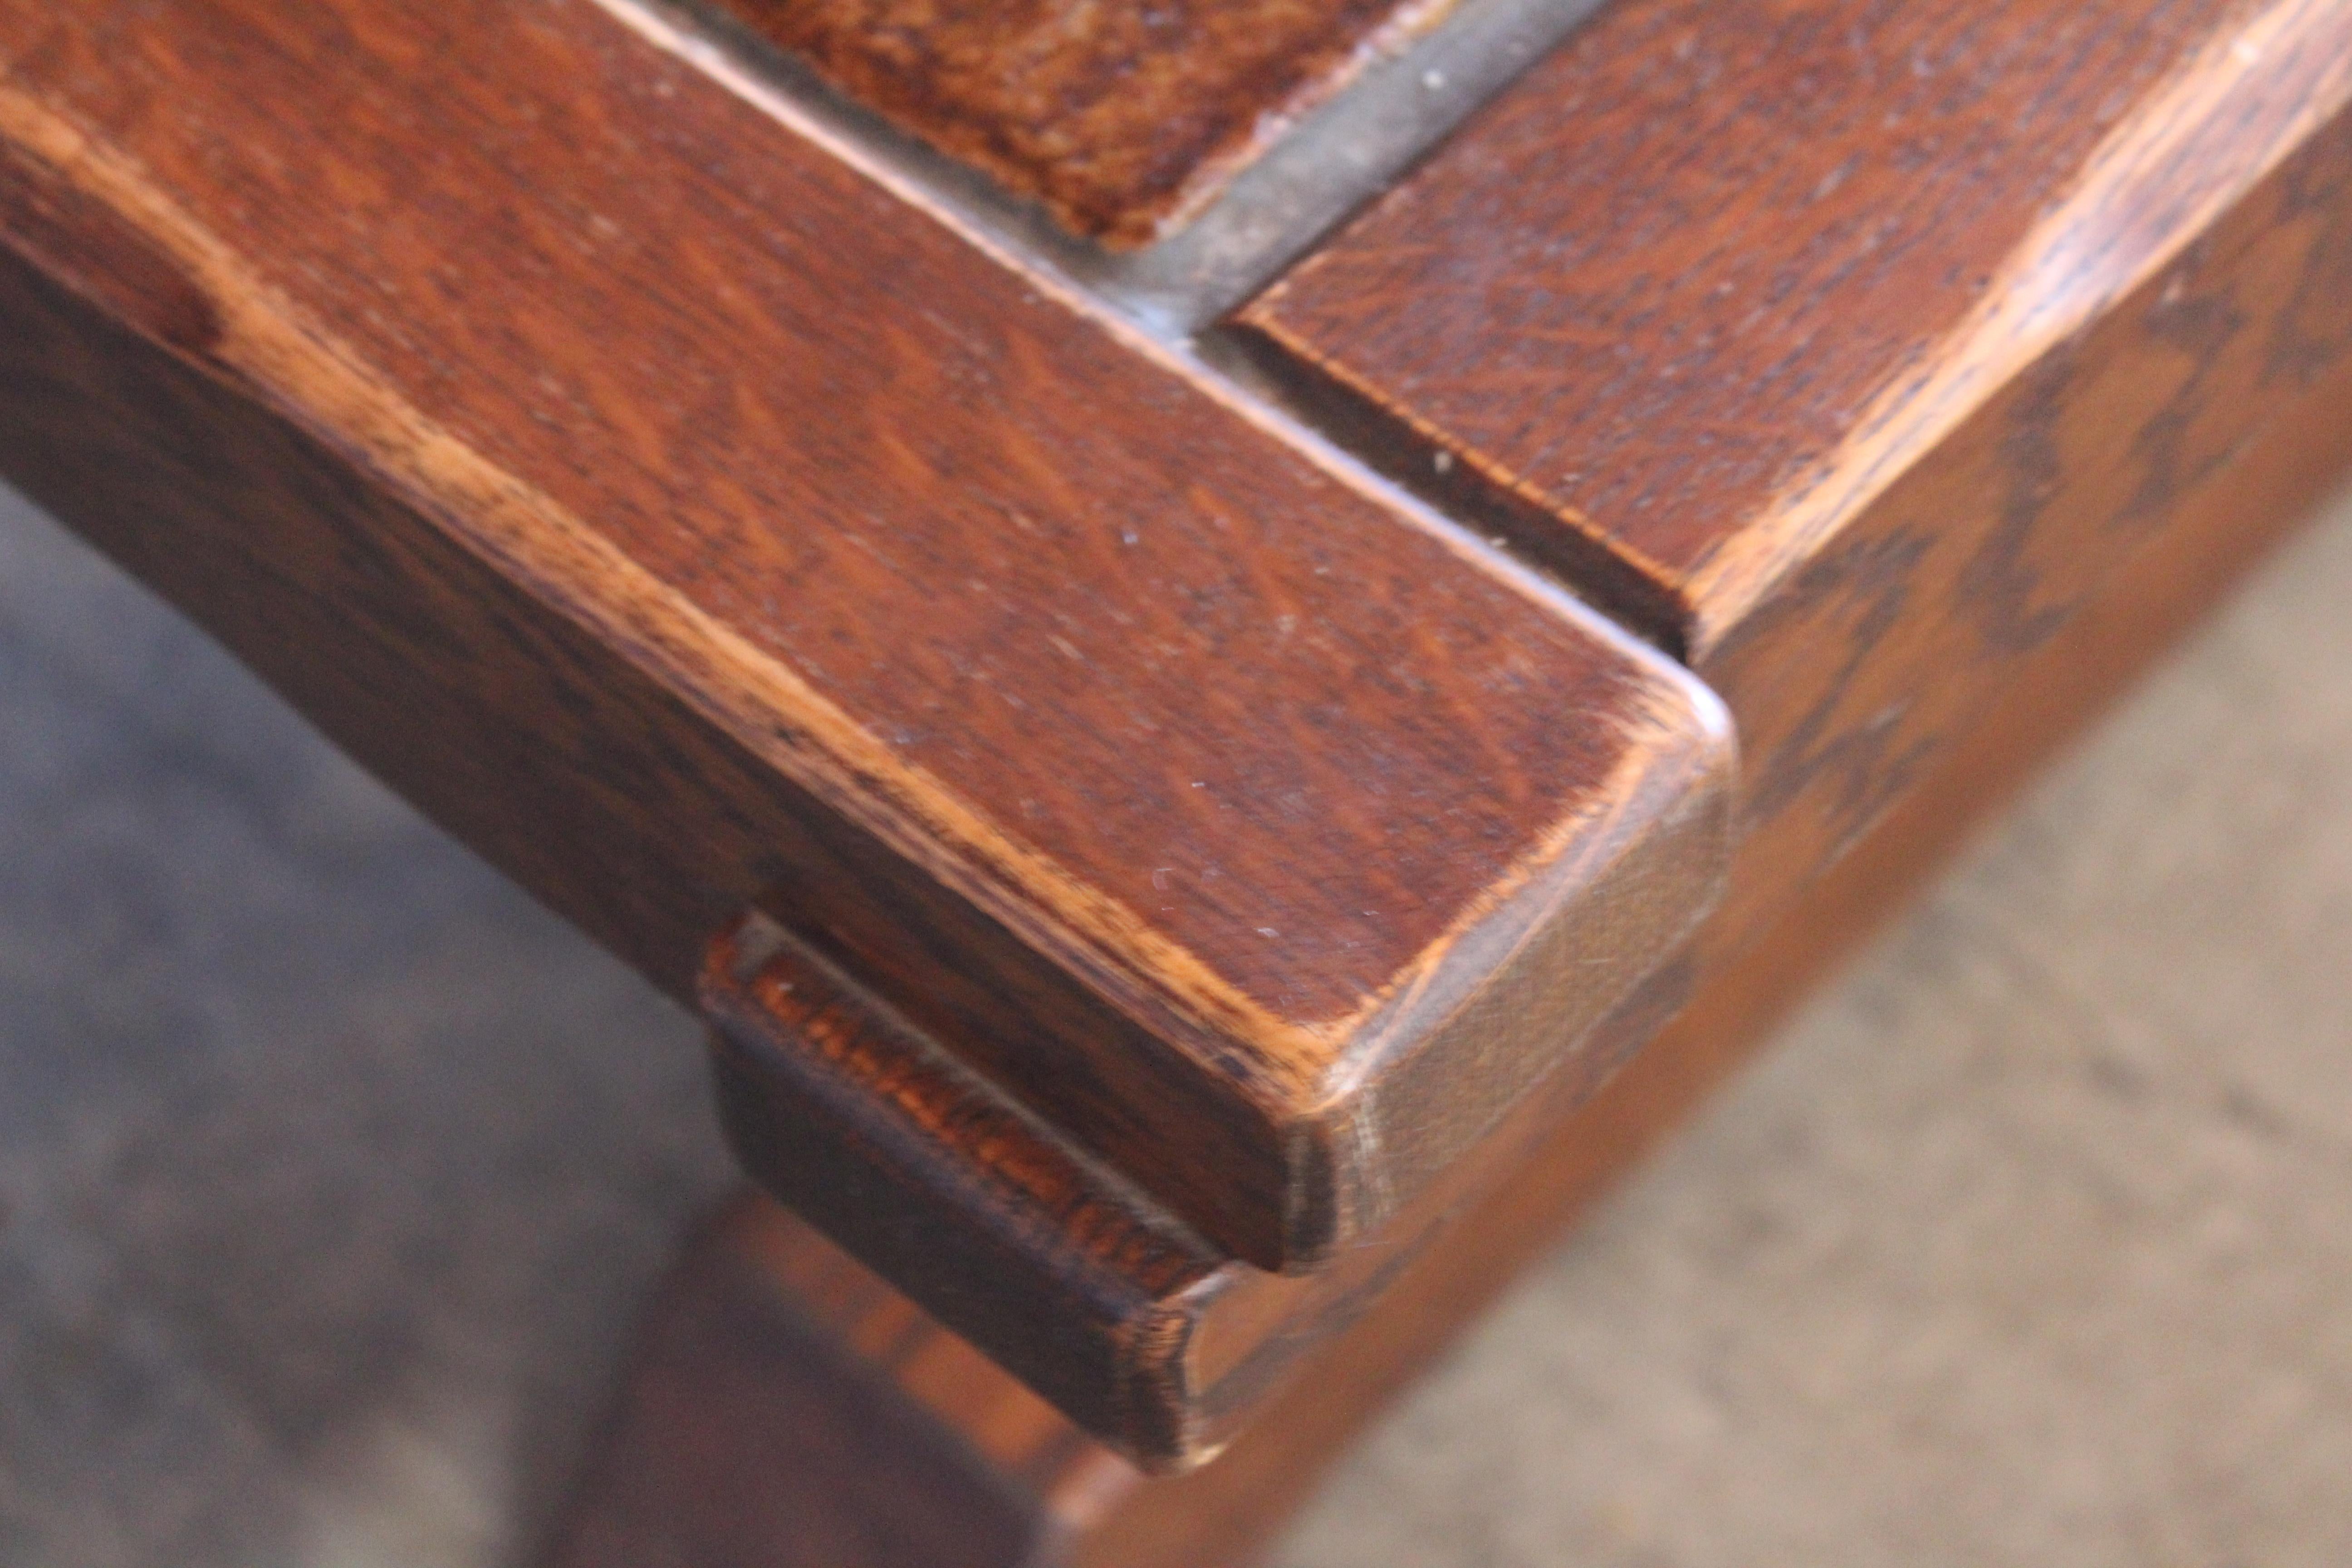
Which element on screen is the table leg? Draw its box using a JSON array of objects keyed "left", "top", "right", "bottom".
[{"left": 542, "top": 347, "right": 2352, "bottom": 1568}]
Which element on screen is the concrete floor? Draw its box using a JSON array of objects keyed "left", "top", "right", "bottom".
[{"left": 4, "top": 475, "right": 2351, "bottom": 1565}]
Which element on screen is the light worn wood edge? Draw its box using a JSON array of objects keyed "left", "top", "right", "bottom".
[
  {"left": 559, "top": 348, "right": 2352, "bottom": 1568},
  {"left": 704, "top": 912, "right": 1226, "bottom": 1470},
  {"left": 1686, "top": 0, "right": 2352, "bottom": 652},
  {"left": 0, "top": 53, "right": 1734, "bottom": 1267}
]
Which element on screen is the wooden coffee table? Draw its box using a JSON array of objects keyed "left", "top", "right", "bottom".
[{"left": 5, "top": 0, "right": 2348, "bottom": 1562}]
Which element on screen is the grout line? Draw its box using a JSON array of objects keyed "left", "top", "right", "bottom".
[{"left": 605, "top": 0, "right": 1609, "bottom": 342}]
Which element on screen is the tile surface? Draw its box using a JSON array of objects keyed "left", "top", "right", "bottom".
[{"left": 710, "top": 0, "right": 1453, "bottom": 245}]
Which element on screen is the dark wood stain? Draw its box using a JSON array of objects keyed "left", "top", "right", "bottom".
[
  {"left": 1242, "top": 0, "right": 2250, "bottom": 605},
  {"left": 927, "top": 0, "right": 2352, "bottom": 1456},
  {"left": 1700, "top": 83, "right": 2352, "bottom": 971},
  {"left": 0, "top": 0, "right": 1728, "bottom": 1270},
  {"left": 7, "top": 0, "right": 2351, "bottom": 1488},
  {"left": 1240, "top": 0, "right": 2352, "bottom": 975},
  {"left": 711, "top": 0, "right": 1456, "bottom": 245},
  {"left": 546, "top": 319, "right": 2352, "bottom": 1568},
  {"left": 0, "top": 145, "right": 217, "bottom": 354},
  {"left": 704, "top": 912, "right": 1221, "bottom": 1468}
]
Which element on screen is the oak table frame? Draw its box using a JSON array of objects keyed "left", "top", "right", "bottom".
[{"left": 4, "top": 0, "right": 2350, "bottom": 1561}]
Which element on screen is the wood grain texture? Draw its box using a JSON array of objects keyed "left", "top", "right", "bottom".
[
  {"left": 0, "top": 0, "right": 1732, "bottom": 1270},
  {"left": 704, "top": 911, "right": 1224, "bottom": 1468},
  {"left": 548, "top": 326, "right": 2352, "bottom": 1568},
  {"left": 702, "top": 0, "right": 1459, "bottom": 245},
  {"left": 1083, "top": 349, "right": 2352, "bottom": 1568},
  {"left": 539, "top": 1202, "right": 1064, "bottom": 1568},
  {"left": 1239, "top": 0, "right": 2352, "bottom": 976},
  {"left": 720, "top": 1195, "right": 1140, "bottom": 1525},
  {"left": 757, "top": 1, "right": 2352, "bottom": 1454},
  {"left": 705, "top": 903, "right": 1686, "bottom": 1465},
  {"left": 1098, "top": 6, "right": 2352, "bottom": 1450},
  {"left": 692, "top": 10, "right": 2352, "bottom": 1471}
]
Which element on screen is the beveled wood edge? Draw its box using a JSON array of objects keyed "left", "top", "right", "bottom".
[
  {"left": 698, "top": 897, "right": 1712, "bottom": 1463},
  {"left": 699, "top": 841, "right": 1724, "bottom": 1462},
  {"left": 0, "top": 84, "right": 1265, "bottom": 1069},
  {"left": 0, "top": 69, "right": 1736, "bottom": 1267},
  {"left": 1068, "top": 353, "right": 2352, "bottom": 1568},
  {"left": 1308, "top": 691, "right": 1730, "bottom": 1239},
  {"left": 703, "top": 912, "right": 1224, "bottom": 1470},
  {"left": 569, "top": 349, "right": 2352, "bottom": 1568},
  {"left": 1218, "top": 318, "right": 1700, "bottom": 654},
  {"left": 1232, "top": 0, "right": 2352, "bottom": 660},
  {"left": 1685, "top": 0, "right": 2352, "bottom": 652}
]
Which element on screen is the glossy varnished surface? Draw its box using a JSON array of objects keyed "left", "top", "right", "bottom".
[
  {"left": 0, "top": 0, "right": 1730, "bottom": 1272},
  {"left": 1242, "top": 0, "right": 2352, "bottom": 968},
  {"left": 696, "top": 0, "right": 2352, "bottom": 1468},
  {"left": 549, "top": 328, "right": 2352, "bottom": 1568},
  {"left": 706, "top": 0, "right": 1458, "bottom": 245},
  {"left": 19, "top": 0, "right": 2352, "bottom": 1507},
  {"left": 704, "top": 913, "right": 1223, "bottom": 1467},
  {"left": 1243, "top": 0, "right": 2292, "bottom": 625}
]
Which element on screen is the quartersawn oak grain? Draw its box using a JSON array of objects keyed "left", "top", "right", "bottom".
[
  {"left": 688, "top": 0, "right": 2352, "bottom": 1465},
  {"left": 701, "top": 902, "right": 1686, "bottom": 1466},
  {"left": 702, "top": 0, "right": 1459, "bottom": 245},
  {"left": 550, "top": 312, "right": 2352, "bottom": 1567},
  {"left": 704, "top": 911, "right": 1224, "bottom": 1468},
  {"left": 1240, "top": 0, "right": 2352, "bottom": 973},
  {"left": 0, "top": 0, "right": 1732, "bottom": 1272}
]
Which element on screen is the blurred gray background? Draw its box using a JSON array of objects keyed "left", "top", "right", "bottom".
[{"left": 4, "top": 475, "right": 2349, "bottom": 1566}]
